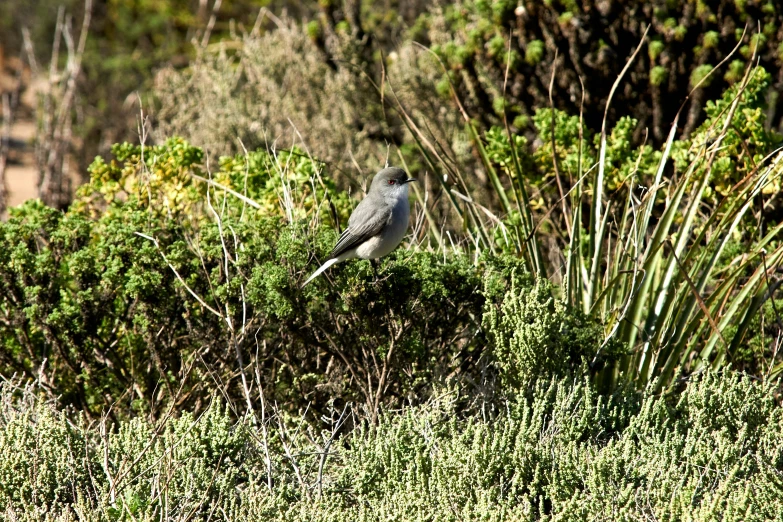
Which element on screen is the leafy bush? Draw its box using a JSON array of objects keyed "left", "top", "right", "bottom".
[
  {"left": 483, "top": 275, "right": 619, "bottom": 388},
  {"left": 0, "top": 198, "right": 483, "bottom": 419},
  {"left": 0, "top": 140, "right": 505, "bottom": 418},
  {"left": 2, "top": 371, "right": 781, "bottom": 520}
]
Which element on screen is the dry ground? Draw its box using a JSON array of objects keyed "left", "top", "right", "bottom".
[
  {"left": 6, "top": 118, "right": 37, "bottom": 208},
  {"left": 2, "top": 58, "right": 69, "bottom": 215}
]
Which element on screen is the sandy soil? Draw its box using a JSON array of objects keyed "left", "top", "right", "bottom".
[
  {"left": 6, "top": 118, "right": 38, "bottom": 208},
  {"left": 2, "top": 65, "right": 90, "bottom": 215},
  {"left": 2, "top": 55, "right": 40, "bottom": 213}
]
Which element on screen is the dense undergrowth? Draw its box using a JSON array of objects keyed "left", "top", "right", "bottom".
[
  {"left": 1, "top": 141, "right": 619, "bottom": 419},
  {"left": 4, "top": 65, "right": 783, "bottom": 419},
  {"left": 2, "top": 372, "right": 781, "bottom": 521}
]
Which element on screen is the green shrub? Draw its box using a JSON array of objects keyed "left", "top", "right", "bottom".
[
  {"left": 2, "top": 371, "right": 781, "bottom": 520},
  {"left": 483, "top": 275, "right": 618, "bottom": 388},
  {"left": 0, "top": 141, "right": 498, "bottom": 418},
  {"left": 0, "top": 202, "right": 490, "bottom": 418}
]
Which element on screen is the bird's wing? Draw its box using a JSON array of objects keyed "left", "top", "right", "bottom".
[{"left": 330, "top": 197, "right": 391, "bottom": 259}]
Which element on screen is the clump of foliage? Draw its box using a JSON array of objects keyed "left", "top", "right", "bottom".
[
  {"left": 483, "top": 275, "right": 619, "bottom": 388},
  {"left": 672, "top": 66, "right": 783, "bottom": 198},
  {"left": 2, "top": 371, "right": 781, "bottom": 520},
  {"left": 0, "top": 141, "right": 500, "bottom": 418},
  {"left": 77, "top": 137, "right": 353, "bottom": 224},
  {"left": 483, "top": 65, "right": 780, "bottom": 219},
  {"left": 424, "top": 0, "right": 783, "bottom": 144}
]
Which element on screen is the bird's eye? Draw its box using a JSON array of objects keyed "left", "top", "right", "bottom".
[{"left": 387, "top": 179, "right": 396, "bottom": 185}]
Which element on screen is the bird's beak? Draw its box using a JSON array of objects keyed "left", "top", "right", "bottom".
[{"left": 403, "top": 178, "right": 417, "bottom": 184}]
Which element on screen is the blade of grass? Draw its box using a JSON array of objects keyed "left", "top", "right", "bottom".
[{"left": 587, "top": 25, "right": 650, "bottom": 309}]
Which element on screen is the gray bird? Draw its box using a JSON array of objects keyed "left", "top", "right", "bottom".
[{"left": 303, "top": 167, "right": 416, "bottom": 286}]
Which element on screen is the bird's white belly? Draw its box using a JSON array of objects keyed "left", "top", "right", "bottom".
[{"left": 355, "top": 199, "right": 409, "bottom": 259}]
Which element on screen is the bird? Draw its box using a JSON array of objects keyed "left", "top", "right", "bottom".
[{"left": 302, "top": 167, "right": 416, "bottom": 286}]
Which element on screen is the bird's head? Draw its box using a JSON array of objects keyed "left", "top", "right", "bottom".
[{"left": 370, "top": 167, "right": 416, "bottom": 197}]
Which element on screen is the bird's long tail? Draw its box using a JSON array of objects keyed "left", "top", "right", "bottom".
[{"left": 302, "top": 258, "right": 339, "bottom": 287}]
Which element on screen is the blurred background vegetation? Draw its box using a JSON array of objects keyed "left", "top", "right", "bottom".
[{"left": 3, "top": 0, "right": 783, "bottom": 207}]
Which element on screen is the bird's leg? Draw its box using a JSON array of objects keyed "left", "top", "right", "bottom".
[{"left": 370, "top": 259, "right": 379, "bottom": 282}]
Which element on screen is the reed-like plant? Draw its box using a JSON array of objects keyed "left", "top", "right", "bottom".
[
  {"left": 572, "top": 63, "right": 783, "bottom": 389},
  {"left": 395, "top": 42, "right": 783, "bottom": 389}
]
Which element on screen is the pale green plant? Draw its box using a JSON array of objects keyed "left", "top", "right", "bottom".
[{"left": 2, "top": 371, "right": 782, "bottom": 520}]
